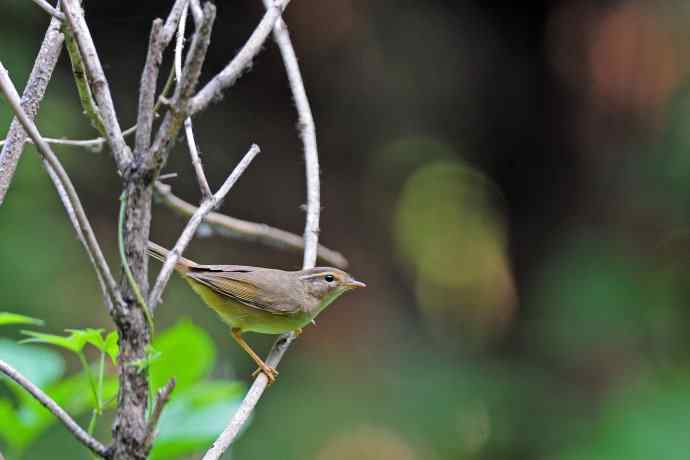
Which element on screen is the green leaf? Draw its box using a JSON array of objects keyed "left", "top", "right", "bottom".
[
  {"left": 0, "top": 339, "right": 64, "bottom": 388},
  {"left": 19, "top": 328, "right": 103, "bottom": 354},
  {"left": 149, "top": 381, "right": 245, "bottom": 460},
  {"left": 150, "top": 320, "right": 215, "bottom": 393},
  {"left": 104, "top": 330, "right": 119, "bottom": 365},
  {"left": 0, "top": 312, "right": 44, "bottom": 327},
  {"left": 0, "top": 339, "right": 65, "bottom": 454}
]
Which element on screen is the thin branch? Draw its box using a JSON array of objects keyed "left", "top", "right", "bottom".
[
  {"left": 143, "top": 378, "right": 176, "bottom": 448},
  {"left": 31, "top": 0, "right": 65, "bottom": 21},
  {"left": 153, "top": 182, "right": 348, "bottom": 268},
  {"left": 175, "top": 3, "right": 212, "bottom": 198},
  {"left": 63, "top": 24, "right": 106, "bottom": 135},
  {"left": 149, "top": 144, "right": 261, "bottom": 311},
  {"left": 0, "top": 63, "right": 124, "bottom": 309},
  {"left": 201, "top": 333, "right": 297, "bottom": 460},
  {"left": 135, "top": 19, "right": 164, "bottom": 158},
  {"left": 61, "top": 0, "right": 133, "bottom": 173},
  {"left": 189, "top": 0, "right": 203, "bottom": 27},
  {"left": 0, "top": 13, "right": 63, "bottom": 205},
  {"left": 0, "top": 66, "right": 177, "bottom": 152},
  {"left": 147, "top": 2, "right": 216, "bottom": 173},
  {"left": 45, "top": 164, "right": 114, "bottom": 315},
  {"left": 263, "top": 0, "right": 321, "bottom": 269},
  {"left": 189, "top": 0, "right": 291, "bottom": 115},
  {"left": 0, "top": 359, "right": 109, "bottom": 458},
  {"left": 161, "top": 0, "right": 190, "bottom": 46},
  {"left": 202, "top": 3, "right": 321, "bottom": 457}
]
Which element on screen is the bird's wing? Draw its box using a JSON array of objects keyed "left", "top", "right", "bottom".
[{"left": 186, "top": 266, "right": 299, "bottom": 315}]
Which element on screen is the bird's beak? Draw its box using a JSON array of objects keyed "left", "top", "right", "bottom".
[{"left": 345, "top": 279, "right": 366, "bottom": 289}]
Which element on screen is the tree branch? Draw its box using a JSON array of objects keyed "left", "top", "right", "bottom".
[
  {"left": 149, "top": 144, "right": 261, "bottom": 311},
  {"left": 31, "top": 0, "right": 65, "bottom": 21},
  {"left": 0, "top": 359, "right": 109, "bottom": 458},
  {"left": 175, "top": 2, "right": 212, "bottom": 198},
  {"left": 0, "top": 13, "right": 63, "bottom": 205},
  {"left": 134, "top": 19, "right": 164, "bottom": 160},
  {"left": 61, "top": 0, "right": 133, "bottom": 174},
  {"left": 161, "top": 0, "right": 191, "bottom": 46},
  {"left": 147, "top": 2, "right": 216, "bottom": 174},
  {"left": 0, "top": 62, "right": 124, "bottom": 309},
  {"left": 143, "top": 378, "right": 176, "bottom": 448},
  {"left": 202, "top": 2, "right": 321, "bottom": 456},
  {"left": 189, "top": 0, "right": 291, "bottom": 115},
  {"left": 153, "top": 182, "right": 347, "bottom": 268}
]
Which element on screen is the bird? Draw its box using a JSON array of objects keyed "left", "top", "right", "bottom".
[{"left": 147, "top": 241, "right": 365, "bottom": 383}]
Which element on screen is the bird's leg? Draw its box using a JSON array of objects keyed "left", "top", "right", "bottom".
[{"left": 231, "top": 328, "right": 278, "bottom": 384}]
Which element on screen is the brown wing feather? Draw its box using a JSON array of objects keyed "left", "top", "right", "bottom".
[{"left": 187, "top": 267, "right": 297, "bottom": 315}]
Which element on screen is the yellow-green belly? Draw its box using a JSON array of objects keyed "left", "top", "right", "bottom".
[{"left": 186, "top": 279, "right": 311, "bottom": 334}]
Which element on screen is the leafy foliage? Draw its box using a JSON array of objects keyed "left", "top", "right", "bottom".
[{"left": 0, "top": 317, "right": 245, "bottom": 459}]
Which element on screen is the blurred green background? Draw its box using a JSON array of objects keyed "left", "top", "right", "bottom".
[{"left": 4, "top": 0, "right": 690, "bottom": 459}]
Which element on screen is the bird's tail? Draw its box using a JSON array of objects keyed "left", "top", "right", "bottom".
[{"left": 147, "top": 241, "right": 198, "bottom": 274}]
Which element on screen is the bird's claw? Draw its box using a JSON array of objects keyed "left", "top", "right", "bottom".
[{"left": 251, "top": 365, "right": 278, "bottom": 384}]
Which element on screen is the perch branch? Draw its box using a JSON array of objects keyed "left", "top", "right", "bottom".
[
  {"left": 153, "top": 182, "right": 347, "bottom": 268},
  {"left": 149, "top": 144, "right": 261, "bottom": 311},
  {"left": 202, "top": 2, "right": 321, "bottom": 457},
  {"left": 61, "top": 0, "right": 133, "bottom": 173},
  {"left": 0, "top": 13, "right": 63, "bottom": 205},
  {"left": 0, "top": 63, "right": 124, "bottom": 309},
  {"left": 0, "top": 359, "right": 109, "bottom": 458},
  {"left": 189, "top": 0, "right": 291, "bottom": 115},
  {"left": 175, "top": 2, "right": 212, "bottom": 198}
]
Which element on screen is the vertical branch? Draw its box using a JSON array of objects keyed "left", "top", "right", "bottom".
[
  {"left": 261, "top": 3, "right": 321, "bottom": 268},
  {"left": 134, "top": 19, "right": 164, "bottom": 159},
  {"left": 61, "top": 0, "right": 133, "bottom": 174},
  {"left": 0, "top": 14, "right": 64, "bottom": 205},
  {"left": 202, "top": 2, "right": 320, "bottom": 458},
  {"left": 175, "top": 2, "right": 212, "bottom": 198}
]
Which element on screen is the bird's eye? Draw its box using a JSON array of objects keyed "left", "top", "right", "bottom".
[{"left": 324, "top": 274, "right": 335, "bottom": 283}]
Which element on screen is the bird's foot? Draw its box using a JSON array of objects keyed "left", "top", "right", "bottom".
[{"left": 251, "top": 364, "right": 279, "bottom": 384}]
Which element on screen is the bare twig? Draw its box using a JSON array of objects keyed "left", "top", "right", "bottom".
[
  {"left": 0, "top": 359, "right": 109, "bottom": 458},
  {"left": 263, "top": 0, "right": 321, "bottom": 269},
  {"left": 0, "top": 14, "right": 63, "bottom": 205},
  {"left": 202, "top": 3, "right": 321, "bottom": 457},
  {"left": 154, "top": 182, "right": 347, "bottom": 267},
  {"left": 45, "top": 165, "right": 114, "bottom": 314},
  {"left": 135, "top": 19, "right": 164, "bottom": 158},
  {"left": 189, "top": 0, "right": 203, "bottom": 27},
  {"left": 161, "top": 0, "right": 190, "bottom": 46},
  {"left": 149, "top": 144, "right": 261, "bottom": 311},
  {"left": 189, "top": 0, "right": 291, "bottom": 115},
  {"left": 31, "top": 0, "right": 65, "bottom": 21},
  {"left": 0, "top": 67, "right": 176, "bottom": 152},
  {"left": 175, "top": 3, "right": 211, "bottom": 198},
  {"left": 148, "top": 2, "right": 216, "bottom": 173},
  {"left": 143, "top": 378, "right": 176, "bottom": 448},
  {"left": 0, "top": 63, "right": 124, "bottom": 309},
  {"left": 63, "top": 24, "right": 106, "bottom": 135},
  {"left": 61, "top": 0, "right": 133, "bottom": 173}
]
